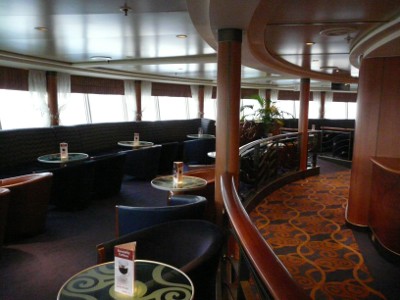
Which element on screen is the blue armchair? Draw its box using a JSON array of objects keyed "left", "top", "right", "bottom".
[
  {"left": 96, "top": 219, "right": 224, "bottom": 300},
  {"left": 115, "top": 194, "right": 207, "bottom": 237}
]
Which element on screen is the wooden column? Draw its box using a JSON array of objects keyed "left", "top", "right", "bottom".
[
  {"left": 134, "top": 81, "right": 142, "bottom": 121},
  {"left": 347, "top": 56, "right": 400, "bottom": 227},
  {"left": 215, "top": 28, "right": 242, "bottom": 226},
  {"left": 298, "top": 78, "right": 310, "bottom": 171},
  {"left": 198, "top": 85, "right": 205, "bottom": 118},
  {"left": 46, "top": 71, "right": 59, "bottom": 126}
]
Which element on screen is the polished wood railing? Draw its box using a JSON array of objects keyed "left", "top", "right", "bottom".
[{"left": 220, "top": 132, "right": 320, "bottom": 299}]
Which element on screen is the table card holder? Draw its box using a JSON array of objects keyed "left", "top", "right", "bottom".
[
  {"left": 114, "top": 241, "right": 136, "bottom": 296},
  {"left": 60, "top": 143, "right": 68, "bottom": 161},
  {"left": 198, "top": 127, "right": 203, "bottom": 137},
  {"left": 173, "top": 161, "right": 183, "bottom": 187},
  {"left": 133, "top": 133, "right": 140, "bottom": 147}
]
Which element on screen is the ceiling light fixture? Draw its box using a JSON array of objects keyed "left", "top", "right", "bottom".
[
  {"left": 120, "top": 2, "right": 132, "bottom": 16},
  {"left": 320, "top": 27, "right": 356, "bottom": 37},
  {"left": 176, "top": 34, "right": 188, "bottom": 39},
  {"left": 306, "top": 42, "right": 315, "bottom": 46},
  {"left": 90, "top": 56, "right": 112, "bottom": 61},
  {"left": 34, "top": 26, "right": 48, "bottom": 32}
]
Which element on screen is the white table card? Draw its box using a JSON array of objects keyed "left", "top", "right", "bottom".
[
  {"left": 60, "top": 143, "right": 68, "bottom": 161},
  {"left": 133, "top": 133, "right": 140, "bottom": 146},
  {"left": 114, "top": 242, "right": 136, "bottom": 296},
  {"left": 173, "top": 161, "right": 183, "bottom": 187}
]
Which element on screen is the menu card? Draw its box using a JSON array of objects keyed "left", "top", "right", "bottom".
[
  {"left": 60, "top": 143, "right": 68, "bottom": 161},
  {"left": 198, "top": 127, "right": 203, "bottom": 137},
  {"left": 133, "top": 133, "right": 140, "bottom": 146},
  {"left": 173, "top": 161, "right": 183, "bottom": 187},
  {"left": 114, "top": 242, "right": 136, "bottom": 296}
]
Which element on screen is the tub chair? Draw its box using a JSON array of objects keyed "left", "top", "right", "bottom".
[
  {"left": 115, "top": 194, "right": 207, "bottom": 237},
  {"left": 96, "top": 219, "right": 224, "bottom": 300},
  {"left": 182, "top": 138, "right": 216, "bottom": 167},
  {"left": 123, "top": 145, "right": 162, "bottom": 180},
  {"left": 184, "top": 166, "right": 216, "bottom": 222},
  {"left": 0, "top": 187, "right": 10, "bottom": 251},
  {"left": 1, "top": 172, "right": 53, "bottom": 242}
]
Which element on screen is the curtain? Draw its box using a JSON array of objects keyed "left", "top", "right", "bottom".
[
  {"left": 57, "top": 73, "right": 71, "bottom": 124},
  {"left": 29, "top": 70, "right": 50, "bottom": 126},
  {"left": 141, "top": 81, "right": 157, "bottom": 120},
  {"left": 190, "top": 85, "right": 199, "bottom": 118},
  {"left": 124, "top": 80, "right": 136, "bottom": 121}
]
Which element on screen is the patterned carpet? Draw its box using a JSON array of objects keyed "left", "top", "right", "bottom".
[{"left": 250, "top": 170, "right": 387, "bottom": 300}]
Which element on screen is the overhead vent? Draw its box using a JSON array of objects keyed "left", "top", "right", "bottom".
[
  {"left": 331, "top": 82, "right": 350, "bottom": 91},
  {"left": 320, "top": 27, "right": 356, "bottom": 37}
]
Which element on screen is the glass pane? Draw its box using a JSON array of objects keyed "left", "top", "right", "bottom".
[
  {"left": 325, "top": 102, "right": 347, "bottom": 119},
  {"left": 158, "top": 96, "right": 188, "bottom": 120},
  {"left": 240, "top": 98, "right": 262, "bottom": 120},
  {"left": 88, "top": 94, "right": 126, "bottom": 123},
  {"left": 142, "top": 96, "right": 158, "bottom": 121},
  {"left": 187, "top": 97, "right": 198, "bottom": 119},
  {"left": 0, "top": 89, "right": 47, "bottom": 129},
  {"left": 275, "top": 100, "right": 296, "bottom": 118},
  {"left": 308, "top": 100, "right": 320, "bottom": 119},
  {"left": 204, "top": 98, "right": 216, "bottom": 120},
  {"left": 348, "top": 102, "right": 357, "bottom": 119},
  {"left": 59, "top": 93, "right": 88, "bottom": 125}
]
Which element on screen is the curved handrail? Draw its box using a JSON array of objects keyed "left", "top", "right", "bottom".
[{"left": 221, "top": 173, "right": 309, "bottom": 299}]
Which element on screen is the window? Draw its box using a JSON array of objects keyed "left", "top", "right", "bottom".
[
  {"left": 0, "top": 89, "right": 48, "bottom": 129},
  {"left": 158, "top": 96, "right": 188, "bottom": 120},
  {"left": 88, "top": 94, "right": 127, "bottom": 123}
]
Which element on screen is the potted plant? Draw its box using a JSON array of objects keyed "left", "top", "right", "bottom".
[{"left": 240, "top": 94, "right": 289, "bottom": 138}]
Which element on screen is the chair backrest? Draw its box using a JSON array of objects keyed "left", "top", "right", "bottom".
[
  {"left": 96, "top": 219, "right": 224, "bottom": 300},
  {"left": 184, "top": 166, "right": 216, "bottom": 222},
  {"left": 116, "top": 194, "right": 207, "bottom": 237},
  {"left": 1, "top": 172, "right": 53, "bottom": 241},
  {"left": 0, "top": 187, "right": 10, "bottom": 250},
  {"left": 123, "top": 145, "right": 162, "bottom": 179},
  {"left": 182, "top": 138, "right": 216, "bottom": 166}
]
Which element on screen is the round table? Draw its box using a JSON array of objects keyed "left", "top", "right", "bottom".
[
  {"left": 186, "top": 134, "right": 215, "bottom": 139},
  {"left": 151, "top": 175, "right": 207, "bottom": 193},
  {"left": 57, "top": 259, "right": 194, "bottom": 300},
  {"left": 117, "top": 141, "right": 154, "bottom": 149},
  {"left": 37, "top": 153, "right": 89, "bottom": 164}
]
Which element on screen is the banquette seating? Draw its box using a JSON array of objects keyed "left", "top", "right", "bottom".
[
  {"left": 0, "top": 119, "right": 216, "bottom": 210},
  {"left": 0, "top": 187, "right": 10, "bottom": 251},
  {"left": 115, "top": 194, "right": 207, "bottom": 237},
  {"left": 96, "top": 219, "right": 224, "bottom": 300},
  {"left": 0, "top": 172, "right": 53, "bottom": 242}
]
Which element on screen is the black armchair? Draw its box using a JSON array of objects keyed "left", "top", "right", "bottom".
[
  {"left": 123, "top": 145, "right": 162, "bottom": 180},
  {"left": 0, "top": 187, "right": 10, "bottom": 251},
  {"left": 96, "top": 219, "right": 224, "bottom": 300},
  {"left": 115, "top": 194, "right": 207, "bottom": 237},
  {"left": 183, "top": 138, "right": 216, "bottom": 166}
]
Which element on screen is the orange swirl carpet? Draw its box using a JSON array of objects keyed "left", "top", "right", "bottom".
[{"left": 250, "top": 170, "right": 386, "bottom": 300}]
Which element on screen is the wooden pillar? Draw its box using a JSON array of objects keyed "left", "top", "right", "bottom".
[
  {"left": 320, "top": 91, "right": 325, "bottom": 119},
  {"left": 215, "top": 28, "right": 242, "bottom": 226},
  {"left": 46, "top": 71, "right": 59, "bottom": 126},
  {"left": 298, "top": 78, "right": 310, "bottom": 171},
  {"left": 347, "top": 56, "right": 400, "bottom": 227},
  {"left": 134, "top": 80, "right": 142, "bottom": 121},
  {"left": 198, "top": 85, "right": 205, "bottom": 118}
]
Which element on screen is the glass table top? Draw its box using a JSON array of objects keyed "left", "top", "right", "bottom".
[
  {"left": 151, "top": 175, "right": 207, "bottom": 192},
  {"left": 37, "top": 153, "right": 89, "bottom": 164},
  {"left": 58, "top": 259, "right": 193, "bottom": 300},
  {"left": 118, "top": 141, "right": 154, "bottom": 149},
  {"left": 186, "top": 134, "right": 215, "bottom": 139}
]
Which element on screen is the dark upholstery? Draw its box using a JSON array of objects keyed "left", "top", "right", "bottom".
[
  {"left": 1, "top": 172, "right": 53, "bottom": 242},
  {"left": 0, "top": 188, "right": 10, "bottom": 251},
  {"left": 184, "top": 166, "right": 216, "bottom": 222},
  {"left": 158, "top": 142, "right": 180, "bottom": 174},
  {"left": 123, "top": 145, "right": 162, "bottom": 179},
  {"left": 116, "top": 194, "right": 207, "bottom": 237},
  {"left": 50, "top": 161, "right": 95, "bottom": 210},
  {"left": 183, "top": 138, "right": 216, "bottom": 166},
  {"left": 90, "top": 152, "right": 127, "bottom": 199},
  {"left": 96, "top": 219, "right": 224, "bottom": 300}
]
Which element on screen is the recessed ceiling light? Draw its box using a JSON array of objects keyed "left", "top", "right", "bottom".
[
  {"left": 34, "top": 26, "right": 48, "bottom": 32},
  {"left": 306, "top": 42, "right": 315, "bottom": 46},
  {"left": 90, "top": 56, "right": 112, "bottom": 61},
  {"left": 320, "top": 27, "right": 356, "bottom": 37},
  {"left": 176, "top": 34, "right": 188, "bottom": 39}
]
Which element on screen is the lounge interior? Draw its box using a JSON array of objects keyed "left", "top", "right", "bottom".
[{"left": 1, "top": 1, "right": 400, "bottom": 300}]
